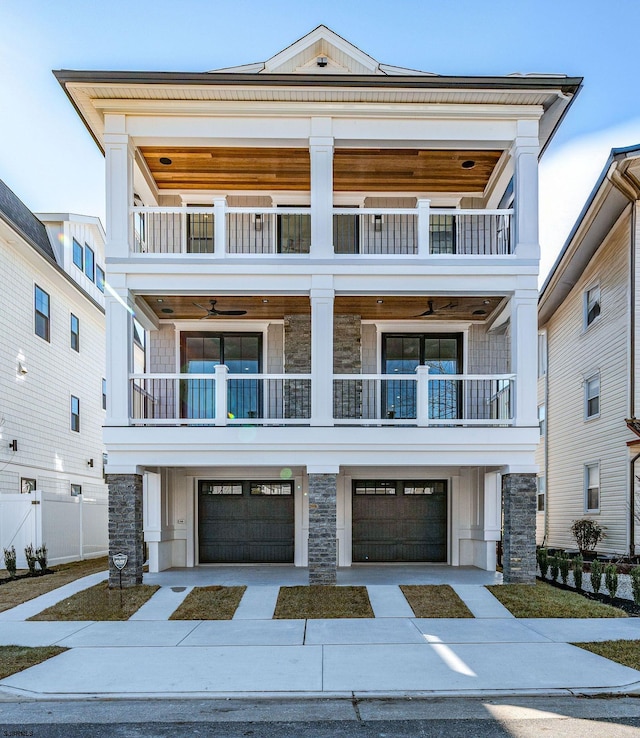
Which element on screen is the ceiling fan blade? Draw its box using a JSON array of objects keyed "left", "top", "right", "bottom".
[
  {"left": 192, "top": 302, "right": 210, "bottom": 311},
  {"left": 416, "top": 300, "right": 435, "bottom": 317},
  {"left": 200, "top": 314, "right": 215, "bottom": 319},
  {"left": 215, "top": 309, "right": 247, "bottom": 316}
]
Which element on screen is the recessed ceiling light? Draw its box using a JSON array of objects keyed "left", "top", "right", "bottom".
[
  {"left": 157, "top": 299, "right": 163, "bottom": 303},
  {"left": 161, "top": 308, "right": 174, "bottom": 314},
  {"left": 461, "top": 160, "right": 476, "bottom": 169},
  {"left": 262, "top": 299, "right": 269, "bottom": 303},
  {"left": 483, "top": 300, "right": 491, "bottom": 305},
  {"left": 376, "top": 299, "right": 384, "bottom": 304},
  {"left": 159, "top": 157, "right": 172, "bottom": 166}
]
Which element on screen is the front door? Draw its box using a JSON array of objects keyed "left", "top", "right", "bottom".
[
  {"left": 382, "top": 333, "right": 462, "bottom": 419},
  {"left": 180, "top": 332, "right": 262, "bottom": 419}
]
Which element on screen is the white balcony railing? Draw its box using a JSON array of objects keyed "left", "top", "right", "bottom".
[
  {"left": 130, "top": 368, "right": 515, "bottom": 427},
  {"left": 130, "top": 205, "right": 513, "bottom": 257}
]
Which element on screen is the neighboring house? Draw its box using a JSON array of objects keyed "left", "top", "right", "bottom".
[
  {"left": 55, "top": 26, "right": 581, "bottom": 586},
  {"left": 0, "top": 179, "right": 108, "bottom": 567},
  {"left": 538, "top": 145, "right": 640, "bottom": 556}
]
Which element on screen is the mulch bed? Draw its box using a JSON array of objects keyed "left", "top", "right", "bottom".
[
  {"left": 538, "top": 576, "right": 640, "bottom": 617},
  {"left": 0, "top": 570, "right": 54, "bottom": 586}
]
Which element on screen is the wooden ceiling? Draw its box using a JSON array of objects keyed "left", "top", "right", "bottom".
[
  {"left": 139, "top": 147, "right": 502, "bottom": 193},
  {"left": 143, "top": 295, "right": 503, "bottom": 322}
]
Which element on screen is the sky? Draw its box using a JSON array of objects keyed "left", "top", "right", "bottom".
[{"left": 1, "top": 0, "right": 639, "bottom": 282}]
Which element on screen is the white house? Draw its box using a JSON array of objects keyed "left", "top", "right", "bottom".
[
  {"left": 538, "top": 145, "right": 640, "bottom": 556},
  {"left": 54, "top": 26, "right": 581, "bottom": 585},
  {"left": 0, "top": 179, "right": 108, "bottom": 567}
]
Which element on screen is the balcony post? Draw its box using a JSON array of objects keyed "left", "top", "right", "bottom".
[
  {"left": 104, "top": 115, "right": 134, "bottom": 259},
  {"left": 213, "top": 197, "right": 227, "bottom": 258},
  {"left": 511, "top": 291, "right": 538, "bottom": 427},
  {"left": 512, "top": 122, "right": 540, "bottom": 260},
  {"left": 215, "top": 364, "right": 229, "bottom": 425},
  {"left": 105, "top": 285, "right": 134, "bottom": 426},
  {"left": 310, "top": 118, "right": 334, "bottom": 258},
  {"left": 310, "top": 279, "right": 334, "bottom": 426},
  {"left": 417, "top": 198, "right": 431, "bottom": 258},
  {"left": 416, "top": 365, "right": 430, "bottom": 426}
]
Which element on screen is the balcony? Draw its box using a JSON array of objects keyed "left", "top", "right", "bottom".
[
  {"left": 130, "top": 368, "right": 515, "bottom": 427},
  {"left": 131, "top": 205, "right": 512, "bottom": 258}
]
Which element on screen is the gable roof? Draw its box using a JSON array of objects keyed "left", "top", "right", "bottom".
[
  {"left": 539, "top": 144, "right": 640, "bottom": 326},
  {"left": 0, "top": 179, "right": 57, "bottom": 262}
]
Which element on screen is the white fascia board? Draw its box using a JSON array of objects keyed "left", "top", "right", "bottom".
[{"left": 36, "top": 213, "right": 106, "bottom": 243}]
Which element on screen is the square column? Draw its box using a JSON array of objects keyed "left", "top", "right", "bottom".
[
  {"left": 502, "top": 472, "right": 537, "bottom": 584},
  {"left": 104, "top": 115, "right": 134, "bottom": 259},
  {"left": 310, "top": 118, "right": 334, "bottom": 258},
  {"left": 107, "top": 473, "right": 144, "bottom": 588},
  {"left": 105, "top": 286, "right": 135, "bottom": 426},
  {"left": 512, "top": 122, "right": 540, "bottom": 260},
  {"left": 310, "top": 279, "right": 334, "bottom": 426},
  {"left": 308, "top": 472, "right": 338, "bottom": 585},
  {"left": 510, "top": 291, "right": 539, "bottom": 427}
]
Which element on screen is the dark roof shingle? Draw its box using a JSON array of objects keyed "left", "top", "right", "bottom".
[{"left": 0, "top": 179, "right": 57, "bottom": 262}]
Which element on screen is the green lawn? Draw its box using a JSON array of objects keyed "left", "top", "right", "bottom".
[
  {"left": 401, "top": 585, "right": 474, "bottom": 618},
  {"left": 574, "top": 640, "right": 640, "bottom": 671},
  {"left": 274, "top": 586, "right": 374, "bottom": 619},
  {"left": 170, "top": 586, "right": 246, "bottom": 620},
  {"left": 487, "top": 582, "right": 626, "bottom": 618},
  {"left": 0, "top": 646, "right": 67, "bottom": 679}
]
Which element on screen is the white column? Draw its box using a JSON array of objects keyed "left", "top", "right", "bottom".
[
  {"left": 310, "top": 118, "right": 334, "bottom": 258},
  {"left": 512, "top": 122, "right": 540, "bottom": 260},
  {"left": 511, "top": 291, "right": 539, "bottom": 427},
  {"left": 215, "top": 364, "right": 228, "bottom": 425},
  {"left": 213, "top": 196, "right": 227, "bottom": 258},
  {"left": 143, "top": 471, "right": 162, "bottom": 573},
  {"left": 105, "top": 286, "right": 135, "bottom": 426},
  {"left": 417, "top": 198, "right": 431, "bottom": 258},
  {"left": 416, "top": 364, "right": 430, "bottom": 426},
  {"left": 104, "top": 114, "right": 134, "bottom": 259},
  {"left": 310, "top": 277, "right": 335, "bottom": 426}
]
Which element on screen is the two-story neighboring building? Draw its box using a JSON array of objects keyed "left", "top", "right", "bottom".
[
  {"left": 538, "top": 145, "right": 640, "bottom": 555},
  {"left": 0, "top": 179, "right": 108, "bottom": 567},
  {"left": 55, "top": 26, "right": 581, "bottom": 585}
]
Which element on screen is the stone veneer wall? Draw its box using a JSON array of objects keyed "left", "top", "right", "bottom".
[
  {"left": 333, "top": 314, "right": 362, "bottom": 419},
  {"left": 284, "top": 315, "right": 311, "bottom": 418},
  {"left": 308, "top": 473, "right": 338, "bottom": 584},
  {"left": 502, "top": 473, "right": 537, "bottom": 584},
  {"left": 106, "top": 474, "right": 144, "bottom": 588}
]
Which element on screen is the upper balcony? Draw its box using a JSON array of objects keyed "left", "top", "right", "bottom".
[{"left": 130, "top": 204, "right": 513, "bottom": 260}]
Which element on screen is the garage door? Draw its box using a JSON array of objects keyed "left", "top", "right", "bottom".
[
  {"left": 352, "top": 480, "right": 447, "bottom": 562},
  {"left": 198, "top": 480, "right": 294, "bottom": 563}
]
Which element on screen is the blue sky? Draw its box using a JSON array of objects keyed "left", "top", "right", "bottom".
[{"left": 1, "top": 0, "right": 638, "bottom": 279}]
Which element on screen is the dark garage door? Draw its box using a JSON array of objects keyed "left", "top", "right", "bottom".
[
  {"left": 352, "top": 480, "right": 447, "bottom": 562},
  {"left": 199, "top": 480, "right": 294, "bottom": 563}
]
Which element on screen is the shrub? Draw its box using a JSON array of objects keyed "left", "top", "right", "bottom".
[
  {"left": 605, "top": 564, "right": 618, "bottom": 599},
  {"left": 631, "top": 567, "right": 640, "bottom": 606},
  {"left": 590, "top": 558, "right": 603, "bottom": 593},
  {"left": 35, "top": 544, "right": 48, "bottom": 573},
  {"left": 573, "top": 556, "right": 584, "bottom": 591},
  {"left": 24, "top": 544, "right": 38, "bottom": 576},
  {"left": 3, "top": 546, "right": 17, "bottom": 578},
  {"left": 536, "top": 548, "right": 549, "bottom": 579},
  {"left": 571, "top": 519, "right": 605, "bottom": 553},
  {"left": 558, "top": 553, "right": 571, "bottom": 585},
  {"left": 549, "top": 555, "right": 559, "bottom": 582}
]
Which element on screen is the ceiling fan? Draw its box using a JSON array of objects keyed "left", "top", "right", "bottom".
[
  {"left": 415, "top": 300, "right": 457, "bottom": 317},
  {"left": 193, "top": 299, "right": 247, "bottom": 318}
]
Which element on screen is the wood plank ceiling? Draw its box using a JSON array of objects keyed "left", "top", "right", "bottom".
[
  {"left": 143, "top": 295, "right": 504, "bottom": 322},
  {"left": 140, "top": 147, "right": 502, "bottom": 192}
]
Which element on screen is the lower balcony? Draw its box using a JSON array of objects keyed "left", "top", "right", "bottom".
[{"left": 130, "top": 370, "right": 515, "bottom": 427}]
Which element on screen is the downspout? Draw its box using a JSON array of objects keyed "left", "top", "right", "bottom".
[{"left": 542, "top": 328, "right": 550, "bottom": 547}]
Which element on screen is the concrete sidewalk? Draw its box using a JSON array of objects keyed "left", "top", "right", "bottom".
[{"left": 2, "top": 570, "right": 640, "bottom": 699}]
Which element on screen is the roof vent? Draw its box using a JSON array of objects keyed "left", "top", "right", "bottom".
[{"left": 316, "top": 56, "right": 328, "bottom": 68}]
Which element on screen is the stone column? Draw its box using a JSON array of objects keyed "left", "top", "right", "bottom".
[
  {"left": 107, "top": 473, "right": 144, "bottom": 588},
  {"left": 284, "top": 314, "right": 311, "bottom": 419},
  {"left": 502, "top": 473, "right": 537, "bottom": 584},
  {"left": 308, "top": 473, "right": 337, "bottom": 585}
]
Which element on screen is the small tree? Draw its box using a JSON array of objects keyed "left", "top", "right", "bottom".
[
  {"left": 571, "top": 519, "right": 605, "bottom": 554},
  {"left": 549, "top": 555, "right": 559, "bottom": 582},
  {"left": 590, "top": 558, "right": 603, "bottom": 593},
  {"left": 631, "top": 567, "right": 640, "bottom": 606},
  {"left": 573, "top": 556, "right": 584, "bottom": 591},
  {"left": 605, "top": 564, "right": 618, "bottom": 599},
  {"left": 3, "top": 546, "right": 17, "bottom": 578},
  {"left": 537, "top": 548, "right": 549, "bottom": 579},
  {"left": 35, "top": 544, "right": 48, "bottom": 574},
  {"left": 24, "top": 544, "right": 38, "bottom": 576},
  {"left": 558, "top": 553, "right": 571, "bottom": 585}
]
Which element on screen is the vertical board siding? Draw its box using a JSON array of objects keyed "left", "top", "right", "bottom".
[{"left": 546, "top": 213, "right": 631, "bottom": 553}]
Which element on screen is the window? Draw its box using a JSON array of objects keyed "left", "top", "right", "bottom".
[
  {"left": 250, "top": 482, "right": 293, "bottom": 496},
  {"left": 538, "top": 404, "right": 546, "bottom": 436},
  {"left": 200, "top": 482, "right": 243, "bottom": 495},
  {"left": 537, "top": 332, "right": 547, "bottom": 377},
  {"left": 21, "top": 478, "right": 36, "bottom": 494},
  {"left": 354, "top": 480, "right": 396, "bottom": 495},
  {"left": 70, "top": 484, "right": 82, "bottom": 497},
  {"left": 84, "top": 244, "right": 95, "bottom": 282},
  {"left": 585, "top": 463, "right": 600, "bottom": 512},
  {"left": 585, "top": 285, "right": 601, "bottom": 328},
  {"left": 72, "top": 239, "right": 83, "bottom": 270},
  {"left": 585, "top": 374, "right": 600, "bottom": 419},
  {"left": 96, "top": 265, "right": 105, "bottom": 293},
  {"left": 102, "top": 378, "right": 107, "bottom": 410},
  {"left": 34, "top": 285, "right": 50, "bottom": 341},
  {"left": 537, "top": 476, "right": 546, "bottom": 512},
  {"left": 429, "top": 213, "right": 456, "bottom": 254},
  {"left": 70, "top": 314, "right": 79, "bottom": 352},
  {"left": 71, "top": 395, "right": 80, "bottom": 432}
]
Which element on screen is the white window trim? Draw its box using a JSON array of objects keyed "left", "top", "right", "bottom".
[
  {"left": 584, "top": 462, "right": 600, "bottom": 513},
  {"left": 537, "top": 475, "right": 545, "bottom": 513},
  {"left": 584, "top": 372, "right": 600, "bottom": 421},
  {"left": 538, "top": 403, "right": 546, "bottom": 437},
  {"left": 584, "top": 283, "right": 601, "bottom": 330}
]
